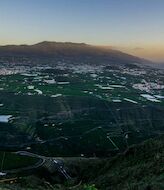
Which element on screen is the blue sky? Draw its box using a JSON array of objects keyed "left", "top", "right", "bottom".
[{"left": 0, "top": 0, "right": 164, "bottom": 61}]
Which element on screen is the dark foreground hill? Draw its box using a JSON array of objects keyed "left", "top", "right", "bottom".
[
  {"left": 0, "top": 41, "right": 148, "bottom": 64},
  {"left": 0, "top": 135, "right": 163, "bottom": 190}
]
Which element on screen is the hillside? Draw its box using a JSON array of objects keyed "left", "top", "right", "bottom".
[
  {"left": 0, "top": 135, "right": 163, "bottom": 190},
  {"left": 0, "top": 41, "right": 147, "bottom": 64}
]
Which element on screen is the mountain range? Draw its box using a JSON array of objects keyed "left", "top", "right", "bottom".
[{"left": 0, "top": 41, "right": 149, "bottom": 64}]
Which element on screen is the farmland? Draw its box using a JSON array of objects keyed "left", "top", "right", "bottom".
[{"left": 0, "top": 60, "right": 163, "bottom": 157}]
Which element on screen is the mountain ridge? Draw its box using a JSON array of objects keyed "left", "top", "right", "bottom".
[{"left": 0, "top": 41, "right": 150, "bottom": 65}]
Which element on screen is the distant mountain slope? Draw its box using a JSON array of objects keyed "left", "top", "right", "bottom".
[{"left": 0, "top": 41, "right": 149, "bottom": 64}]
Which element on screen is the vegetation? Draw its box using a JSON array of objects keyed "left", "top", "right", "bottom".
[
  {"left": 0, "top": 152, "right": 40, "bottom": 170},
  {"left": 0, "top": 135, "right": 163, "bottom": 190},
  {"left": 0, "top": 90, "right": 163, "bottom": 156}
]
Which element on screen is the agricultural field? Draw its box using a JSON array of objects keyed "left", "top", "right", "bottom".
[{"left": 0, "top": 61, "right": 164, "bottom": 157}]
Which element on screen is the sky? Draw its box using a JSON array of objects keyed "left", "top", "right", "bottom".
[{"left": 0, "top": 0, "right": 164, "bottom": 62}]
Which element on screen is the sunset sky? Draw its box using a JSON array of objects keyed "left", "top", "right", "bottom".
[{"left": 0, "top": 0, "right": 164, "bottom": 62}]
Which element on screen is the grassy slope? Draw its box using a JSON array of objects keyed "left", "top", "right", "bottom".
[{"left": 0, "top": 135, "right": 163, "bottom": 190}]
